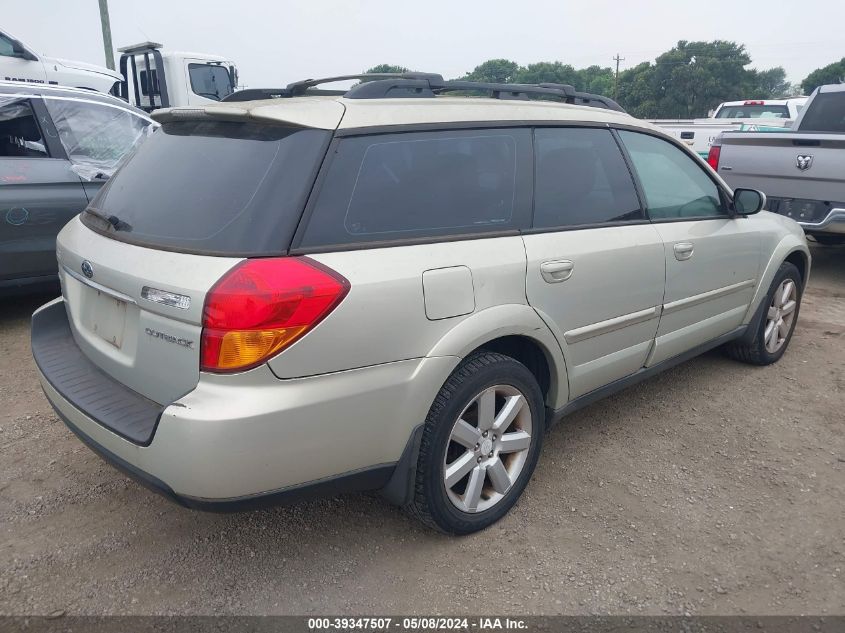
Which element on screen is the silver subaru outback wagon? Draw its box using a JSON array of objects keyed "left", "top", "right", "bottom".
[{"left": 31, "top": 74, "right": 810, "bottom": 534}]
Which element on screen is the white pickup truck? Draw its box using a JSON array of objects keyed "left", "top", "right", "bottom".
[
  {"left": 650, "top": 97, "right": 807, "bottom": 158},
  {"left": 0, "top": 28, "right": 121, "bottom": 93}
]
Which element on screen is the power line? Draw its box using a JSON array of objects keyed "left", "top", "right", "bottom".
[{"left": 613, "top": 53, "right": 625, "bottom": 100}]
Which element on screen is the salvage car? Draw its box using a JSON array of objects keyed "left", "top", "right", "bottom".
[
  {"left": 31, "top": 73, "right": 810, "bottom": 534},
  {"left": 0, "top": 82, "right": 154, "bottom": 293}
]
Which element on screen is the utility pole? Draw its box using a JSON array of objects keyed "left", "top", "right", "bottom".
[
  {"left": 613, "top": 53, "right": 625, "bottom": 100},
  {"left": 98, "top": 0, "right": 115, "bottom": 70}
]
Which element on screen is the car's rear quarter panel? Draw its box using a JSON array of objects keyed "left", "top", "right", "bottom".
[{"left": 267, "top": 236, "right": 529, "bottom": 378}]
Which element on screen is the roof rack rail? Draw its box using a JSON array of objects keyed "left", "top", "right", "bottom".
[{"left": 221, "top": 73, "right": 626, "bottom": 112}]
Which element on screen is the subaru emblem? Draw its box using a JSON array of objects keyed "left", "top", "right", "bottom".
[
  {"left": 796, "top": 154, "right": 813, "bottom": 171},
  {"left": 81, "top": 260, "right": 94, "bottom": 279}
]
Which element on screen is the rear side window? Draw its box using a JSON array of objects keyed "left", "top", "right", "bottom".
[
  {"left": 533, "top": 127, "right": 642, "bottom": 228},
  {"left": 299, "top": 128, "right": 531, "bottom": 248},
  {"left": 43, "top": 98, "right": 152, "bottom": 174},
  {"left": 798, "top": 92, "right": 845, "bottom": 133},
  {"left": 82, "top": 120, "right": 331, "bottom": 256}
]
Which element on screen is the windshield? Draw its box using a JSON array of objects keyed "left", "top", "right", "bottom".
[
  {"left": 715, "top": 105, "right": 790, "bottom": 119},
  {"left": 81, "top": 120, "right": 331, "bottom": 256},
  {"left": 188, "top": 63, "right": 234, "bottom": 101}
]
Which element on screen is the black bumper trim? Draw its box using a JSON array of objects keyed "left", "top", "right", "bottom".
[
  {"left": 56, "top": 405, "right": 397, "bottom": 512},
  {"left": 31, "top": 301, "right": 163, "bottom": 446}
]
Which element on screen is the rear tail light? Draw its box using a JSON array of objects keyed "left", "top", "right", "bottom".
[
  {"left": 743, "top": 100, "right": 764, "bottom": 105},
  {"left": 201, "top": 257, "right": 350, "bottom": 372},
  {"left": 706, "top": 145, "right": 721, "bottom": 171}
]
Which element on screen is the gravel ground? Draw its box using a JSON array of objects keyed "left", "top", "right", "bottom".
[{"left": 1, "top": 245, "right": 843, "bottom": 616}]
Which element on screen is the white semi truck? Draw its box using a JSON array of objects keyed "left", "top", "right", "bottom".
[{"left": 116, "top": 42, "right": 239, "bottom": 112}]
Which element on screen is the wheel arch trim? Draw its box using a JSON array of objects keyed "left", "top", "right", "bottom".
[{"left": 425, "top": 304, "right": 569, "bottom": 408}]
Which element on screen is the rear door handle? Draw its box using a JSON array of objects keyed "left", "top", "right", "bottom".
[
  {"left": 540, "top": 260, "right": 574, "bottom": 283},
  {"left": 674, "top": 242, "right": 694, "bottom": 261}
]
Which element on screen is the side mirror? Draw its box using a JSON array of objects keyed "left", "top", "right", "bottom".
[{"left": 733, "top": 188, "right": 766, "bottom": 215}]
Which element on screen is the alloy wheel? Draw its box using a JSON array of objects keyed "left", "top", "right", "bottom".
[
  {"left": 764, "top": 278, "right": 797, "bottom": 353},
  {"left": 442, "top": 384, "right": 533, "bottom": 513}
]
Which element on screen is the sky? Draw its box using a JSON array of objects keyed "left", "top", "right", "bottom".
[{"left": 4, "top": 0, "right": 843, "bottom": 90}]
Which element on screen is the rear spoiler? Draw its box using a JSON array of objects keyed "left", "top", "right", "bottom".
[{"left": 150, "top": 99, "right": 345, "bottom": 131}]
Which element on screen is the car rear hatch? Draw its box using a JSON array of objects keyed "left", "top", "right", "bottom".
[{"left": 53, "top": 103, "right": 339, "bottom": 409}]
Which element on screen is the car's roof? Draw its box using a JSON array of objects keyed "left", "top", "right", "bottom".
[
  {"left": 0, "top": 81, "right": 153, "bottom": 119},
  {"left": 152, "top": 94, "right": 659, "bottom": 134}
]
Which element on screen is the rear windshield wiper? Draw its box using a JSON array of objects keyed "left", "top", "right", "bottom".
[{"left": 84, "top": 208, "right": 132, "bottom": 232}]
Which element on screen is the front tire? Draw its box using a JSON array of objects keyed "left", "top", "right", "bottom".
[
  {"left": 725, "top": 261, "right": 802, "bottom": 365},
  {"left": 408, "top": 351, "right": 545, "bottom": 534}
]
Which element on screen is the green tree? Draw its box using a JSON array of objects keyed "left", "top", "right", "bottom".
[
  {"left": 616, "top": 61, "right": 658, "bottom": 118},
  {"left": 463, "top": 59, "right": 520, "bottom": 83},
  {"left": 513, "top": 61, "right": 578, "bottom": 86},
  {"left": 649, "top": 40, "right": 753, "bottom": 118},
  {"left": 363, "top": 64, "right": 410, "bottom": 75},
  {"left": 576, "top": 65, "right": 614, "bottom": 95},
  {"left": 802, "top": 58, "right": 845, "bottom": 94},
  {"left": 747, "top": 67, "right": 792, "bottom": 98}
]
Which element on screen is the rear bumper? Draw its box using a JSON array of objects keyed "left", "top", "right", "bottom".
[
  {"left": 33, "top": 298, "right": 454, "bottom": 506},
  {"left": 797, "top": 208, "right": 845, "bottom": 235}
]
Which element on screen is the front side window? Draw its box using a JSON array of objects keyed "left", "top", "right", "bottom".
[
  {"left": 188, "top": 64, "right": 234, "bottom": 101},
  {"left": 0, "top": 97, "right": 48, "bottom": 158},
  {"left": 43, "top": 98, "right": 152, "bottom": 175},
  {"left": 300, "top": 128, "right": 531, "bottom": 248},
  {"left": 619, "top": 131, "right": 724, "bottom": 220},
  {"left": 533, "top": 127, "right": 643, "bottom": 228}
]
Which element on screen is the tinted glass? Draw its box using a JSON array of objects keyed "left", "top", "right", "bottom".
[
  {"left": 188, "top": 64, "right": 234, "bottom": 101},
  {"left": 0, "top": 34, "right": 15, "bottom": 57},
  {"left": 140, "top": 69, "right": 159, "bottom": 96},
  {"left": 0, "top": 98, "right": 48, "bottom": 158},
  {"left": 43, "top": 98, "right": 152, "bottom": 173},
  {"left": 533, "top": 128, "right": 642, "bottom": 228},
  {"left": 798, "top": 92, "right": 845, "bottom": 133},
  {"left": 82, "top": 121, "right": 331, "bottom": 255},
  {"left": 715, "top": 105, "right": 790, "bottom": 119},
  {"left": 619, "top": 131, "right": 724, "bottom": 220},
  {"left": 300, "top": 129, "right": 531, "bottom": 247}
]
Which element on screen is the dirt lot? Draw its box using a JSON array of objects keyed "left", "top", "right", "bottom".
[{"left": 1, "top": 245, "right": 843, "bottom": 616}]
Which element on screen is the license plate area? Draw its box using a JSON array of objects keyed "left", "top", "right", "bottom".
[
  {"left": 82, "top": 289, "right": 127, "bottom": 349},
  {"left": 769, "top": 197, "right": 831, "bottom": 223}
]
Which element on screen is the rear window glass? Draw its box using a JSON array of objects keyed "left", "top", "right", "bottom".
[
  {"left": 533, "top": 127, "right": 643, "bottom": 228},
  {"left": 299, "top": 128, "right": 531, "bottom": 248},
  {"left": 82, "top": 120, "right": 330, "bottom": 256},
  {"left": 798, "top": 92, "right": 845, "bottom": 133},
  {"left": 715, "top": 105, "right": 790, "bottom": 119}
]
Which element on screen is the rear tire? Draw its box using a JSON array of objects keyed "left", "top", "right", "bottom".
[
  {"left": 725, "top": 262, "right": 802, "bottom": 365},
  {"left": 408, "top": 351, "right": 544, "bottom": 535}
]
